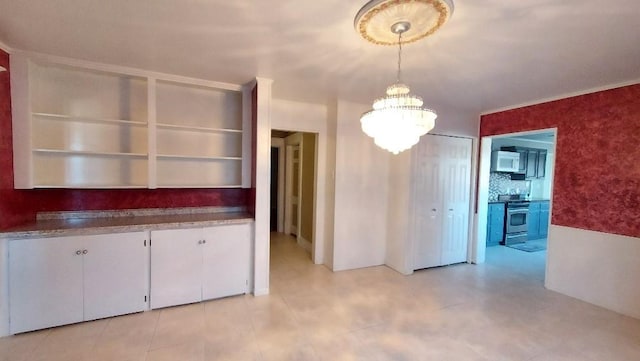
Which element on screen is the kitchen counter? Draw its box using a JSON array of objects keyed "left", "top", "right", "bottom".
[
  {"left": 489, "top": 198, "right": 550, "bottom": 203},
  {"left": 0, "top": 206, "right": 253, "bottom": 239}
]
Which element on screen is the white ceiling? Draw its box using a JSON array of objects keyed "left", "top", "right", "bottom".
[{"left": 1, "top": 0, "right": 639, "bottom": 116}]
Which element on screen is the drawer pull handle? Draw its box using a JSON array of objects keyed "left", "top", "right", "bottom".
[{"left": 75, "top": 250, "right": 82, "bottom": 256}]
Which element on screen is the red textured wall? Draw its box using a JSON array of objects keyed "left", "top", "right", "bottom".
[
  {"left": 0, "top": 50, "right": 249, "bottom": 230},
  {"left": 481, "top": 84, "right": 640, "bottom": 238}
]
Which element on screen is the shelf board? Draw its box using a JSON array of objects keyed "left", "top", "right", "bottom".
[
  {"left": 32, "top": 112, "right": 147, "bottom": 127},
  {"left": 155, "top": 184, "right": 242, "bottom": 189},
  {"left": 156, "top": 154, "right": 242, "bottom": 161},
  {"left": 156, "top": 123, "right": 242, "bottom": 134},
  {"left": 33, "top": 148, "right": 148, "bottom": 158},
  {"left": 33, "top": 184, "right": 148, "bottom": 189}
]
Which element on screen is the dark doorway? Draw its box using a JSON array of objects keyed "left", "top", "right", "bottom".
[{"left": 270, "top": 147, "right": 279, "bottom": 231}]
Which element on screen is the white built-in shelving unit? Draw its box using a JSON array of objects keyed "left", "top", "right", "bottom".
[
  {"left": 10, "top": 53, "right": 251, "bottom": 189},
  {"left": 155, "top": 80, "right": 244, "bottom": 188}
]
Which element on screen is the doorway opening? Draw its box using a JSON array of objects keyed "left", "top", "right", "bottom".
[
  {"left": 270, "top": 130, "right": 317, "bottom": 260},
  {"left": 476, "top": 129, "right": 557, "bottom": 283}
]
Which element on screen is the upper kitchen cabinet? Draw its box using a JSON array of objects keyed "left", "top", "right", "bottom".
[
  {"left": 10, "top": 53, "right": 251, "bottom": 189},
  {"left": 501, "top": 146, "right": 547, "bottom": 179},
  {"left": 525, "top": 149, "right": 547, "bottom": 179},
  {"left": 536, "top": 150, "right": 547, "bottom": 178}
]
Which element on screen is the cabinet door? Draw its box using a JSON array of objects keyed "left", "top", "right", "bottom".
[
  {"left": 517, "top": 149, "right": 527, "bottom": 173},
  {"left": 83, "top": 232, "right": 148, "bottom": 321},
  {"left": 201, "top": 224, "right": 251, "bottom": 300},
  {"left": 150, "top": 228, "right": 203, "bottom": 309},
  {"left": 526, "top": 150, "right": 538, "bottom": 178},
  {"left": 9, "top": 236, "right": 84, "bottom": 334},
  {"left": 485, "top": 209, "right": 492, "bottom": 245},
  {"left": 539, "top": 202, "right": 550, "bottom": 238},
  {"left": 537, "top": 151, "right": 547, "bottom": 178},
  {"left": 488, "top": 203, "right": 505, "bottom": 246},
  {"left": 527, "top": 203, "right": 541, "bottom": 240}
]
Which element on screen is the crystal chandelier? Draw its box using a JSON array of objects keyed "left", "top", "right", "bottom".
[{"left": 355, "top": 0, "right": 454, "bottom": 154}]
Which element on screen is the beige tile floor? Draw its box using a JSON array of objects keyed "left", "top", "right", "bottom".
[{"left": 1, "top": 233, "right": 639, "bottom": 360}]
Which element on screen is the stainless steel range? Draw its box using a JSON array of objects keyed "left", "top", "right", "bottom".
[{"left": 498, "top": 195, "right": 529, "bottom": 245}]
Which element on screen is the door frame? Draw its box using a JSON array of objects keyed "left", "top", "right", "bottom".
[
  {"left": 472, "top": 128, "right": 557, "bottom": 268},
  {"left": 270, "top": 127, "right": 324, "bottom": 265}
]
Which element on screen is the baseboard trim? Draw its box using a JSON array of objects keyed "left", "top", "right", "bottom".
[
  {"left": 298, "top": 236, "right": 312, "bottom": 252},
  {"left": 253, "top": 288, "right": 270, "bottom": 296}
]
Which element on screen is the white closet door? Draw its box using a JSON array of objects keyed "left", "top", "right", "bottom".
[
  {"left": 150, "top": 228, "right": 203, "bottom": 309},
  {"left": 413, "top": 135, "right": 472, "bottom": 270},
  {"left": 440, "top": 137, "right": 472, "bottom": 265},
  {"left": 413, "top": 137, "right": 444, "bottom": 270},
  {"left": 9, "top": 236, "right": 84, "bottom": 334},
  {"left": 83, "top": 232, "right": 147, "bottom": 321}
]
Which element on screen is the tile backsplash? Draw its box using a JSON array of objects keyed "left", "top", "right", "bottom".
[{"left": 488, "top": 173, "right": 529, "bottom": 201}]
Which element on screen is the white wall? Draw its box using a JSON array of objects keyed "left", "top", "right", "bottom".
[
  {"left": 431, "top": 107, "right": 479, "bottom": 138},
  {"left": 331, "top": 100, "right": 389, "bottom": 271},
  {"left": 271, "top": 98, "right": 328, "bottom": 264},
  {"left": 385, "top": 150, "right": 413, "bottom": 274},
  {"left": 546, "top": 225, "right": 640, "bottom": 319},
  {"left": 0, "top": 239, "right": 8, "bottom": 337},
  {"left": 324, "top": 100, "right": 338, "bottom": 270}
]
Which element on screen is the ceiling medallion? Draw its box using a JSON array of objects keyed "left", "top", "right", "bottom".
[
  {"left": 355, "top": 0, "right": 454, "bottom": 155},
  {"left": 354, "top": 0, "right": 454, "bottom": 46}
]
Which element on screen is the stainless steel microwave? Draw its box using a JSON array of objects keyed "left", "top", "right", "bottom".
[{"left": 491, "top": 151, "right": 520, "bottom": 172}]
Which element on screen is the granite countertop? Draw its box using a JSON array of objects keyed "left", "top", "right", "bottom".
[
  {"left": 489, "top": 198, "right": 550, "bottom": 204},
  {"left": 0, "top": 207, "right": 254, "bottom": 239}
]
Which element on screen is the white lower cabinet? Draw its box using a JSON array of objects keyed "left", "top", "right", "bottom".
[
  {"left": 201, "top": 225, "right": 251, "bottom": 300},
  {"left": 9, "top": 232, "right": 148, "bottom": 334},
  {"left": 149, "top": 228, "right": 203, "bottom": 308},
  {"left": 150, "top": 223, "right": 251, "bottom": 309}
]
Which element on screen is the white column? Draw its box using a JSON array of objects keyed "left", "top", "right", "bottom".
[{"left": 253, "top": 77, "right": 273, "bottom": 296}]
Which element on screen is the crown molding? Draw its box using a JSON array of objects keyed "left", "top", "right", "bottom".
[
  {"left": 12, "top": 49, "right": 244, "bottom": 91},
  {"left": 0, "top": 39, "right": 12, "bottom": 53},
  {"left": 480, "top": 78, "right": 640, "bottom": 116}
]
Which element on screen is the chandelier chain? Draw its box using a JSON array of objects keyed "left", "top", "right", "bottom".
[{"left": 397, "top": 31, "right": 402, "bottom": 83}]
